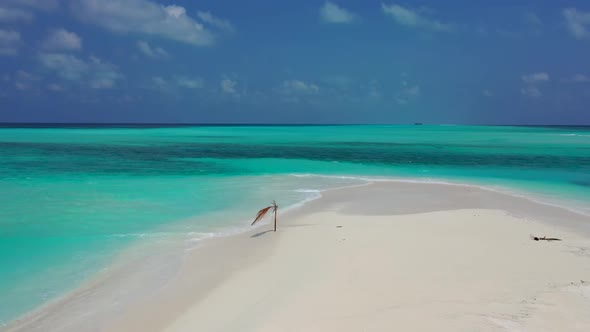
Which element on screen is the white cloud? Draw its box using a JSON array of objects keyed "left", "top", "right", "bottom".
[
  {"left": 320, "top": 2, "right": 356, "bottom": 24},
  {"left": 521, "top": 73, "right": 549, "bottom": 98},
  {"left": 89, "top": 57, "right": 121, "bottom": 89},
  {"left": 403, "top": 85, "right": 420, "bottom": 96},
  {"left": 280, "top": 80, "right": 320, "bottom": 94},
  {"left": 571, "top": 74, "right": 590, "bottom": 82},
  {"left": 152, "top": 75, "right": 204, "bottom": 91},
  {"left": 382, "top": 3, "right": 452, "bottom": 32},
  {"left": 522, "top": 72, "right": 549, "bottom": 84},
  {"left": 322, "top": 75, "right": 353, "bottom": 88},
  {"left": 0, "top": 7, "right": 33, "bottom": 22},
  {"left": 0, "top": 29, "right": 21, "bottom": 56},
  {"left": 137, "top": 40, "right": 169, "bottom": 59},
  {"left": 3, "top": 0, "right": 59, "bottom": 10},
  {"left": 276, "top": 80, "right": 320, "bottom": 103},
  {"left": 14, "top": 82, "right": 28, "bottom": 90},
  {"left": 221, "top": 79, "right": 237, "bottom": 94},
  {"left": 396, "top": 82, "right": 420, "bottom": 104},
  {"left": 39, "top": 53, "right": 88, "bottom": 80},
  {"left": 15, "top": 70, "right": 38, "bottom": 81},
  {"left": 175, "top": 76, "right": 203, "bottom": 89},
  {"left": 563, "top": 74, "right": 590, "bottom": 83},
  {"left": 521, "top": 86, "right": 541, "bottom": 98},
  {"left": 47, "top": 83, "right": 65, "bottom": 92},
  {"left": 563, "top": 8, "right": 590, "bottom": 39},
  {"left": 152, "top": 76, "right": 168, "bottom": 89},
  {"left": 39, "top": 53, "right": 123, "bottom": 89},
  {"left": 197, "top": 11, "right": 234, "bottom": 32},
  {"left": 525, "top": 12, "right": 541, "bottom": 26},
  {"left": 70, "top": 0, "right": 215, "bottom": 46},
  {"left": 366, "top": 79, "right": 381, "bottom": 99},
  {"left": 14, "top": 70, "right": 40, "bottom": 90},
  {"left": 164, "top": 4, "right": 185, "bottom": 18},
  {"left": 43, "top": 28, "right": 82, "bottom": 51}
]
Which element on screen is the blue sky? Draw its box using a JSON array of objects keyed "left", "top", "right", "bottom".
[{"left": 0, "top": 0, "right": 589, "bottom": 124}]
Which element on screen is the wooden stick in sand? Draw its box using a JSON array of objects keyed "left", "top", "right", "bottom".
[
  {"left": 530, "top": 234, "right": 562, "bottom": 242},
  {"left": 251, "top": 200, "right": 279, "bottom": 232}
]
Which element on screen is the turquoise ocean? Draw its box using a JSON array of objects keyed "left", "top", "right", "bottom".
[{"left": 1, "top": 124, "right": 590, "bottom": 324}]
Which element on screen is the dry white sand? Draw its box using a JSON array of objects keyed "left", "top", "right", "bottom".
[
  {"left": 162, "top": 209, "right": 590, "bottom": 332},
  {"left": 5, "top": 182, "right": 590, "bottom": 332}
]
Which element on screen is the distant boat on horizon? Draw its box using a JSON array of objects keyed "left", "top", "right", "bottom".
[{"left": 414, "top": 122, "right": 423, "bottom": 125}]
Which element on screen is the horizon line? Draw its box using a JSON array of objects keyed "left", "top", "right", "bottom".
[{"left": 1, "top": 122, "right": 590, "bottom": 127}]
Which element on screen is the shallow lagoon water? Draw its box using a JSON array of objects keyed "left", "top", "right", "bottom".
[{"left": 1, "top": 124, "right": 590, "bottom": 324}]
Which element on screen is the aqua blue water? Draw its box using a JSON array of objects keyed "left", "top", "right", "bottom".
[{"left": 1, "top": 125, "right": 590, "bottom": 324}]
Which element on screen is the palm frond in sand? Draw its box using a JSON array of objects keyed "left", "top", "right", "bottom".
[{"left": 251, "top": 200, "right": 279, "bottom": 231}]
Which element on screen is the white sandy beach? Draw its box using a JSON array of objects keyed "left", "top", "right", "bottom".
[{"left": 5, "top": 182, "right": 590, "bottom": 332}]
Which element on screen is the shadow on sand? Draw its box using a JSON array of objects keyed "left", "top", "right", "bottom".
[
  {"left": 250, "top": 230, "right": 274, "bottom": 238},
  {"left": 250, "top": 224, "right": 318, "bottom": 238}
]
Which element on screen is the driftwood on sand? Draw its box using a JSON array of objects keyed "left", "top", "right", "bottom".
[{"left": 530, "top": 235, "right": 562, "bottom": 242}]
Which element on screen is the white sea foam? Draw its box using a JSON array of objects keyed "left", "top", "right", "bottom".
[
  {"left": 284, "top": 189, "right": 322, "bottom": 210},
  {"left": 186, "top": 232, "right": 216, "bottom": 241},
  {"left": 556, "top": 134, "right": 590, "bottom": 137},
  {"left": 158, "top": 173, "right": 590, "bottom": 253},
  {"left": 293, "top": 189, "right": 321, "bottom": 193},
  {"left": 288, "top": 173, "right": 590, "bottom": 217},
  {"left": 181, "top": 186, "right": 329, "bottom": 250},
  {"left": 184, "top": 228, "right": 247, "bottom": 251}
]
